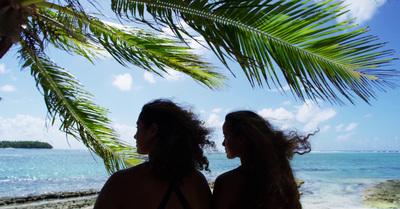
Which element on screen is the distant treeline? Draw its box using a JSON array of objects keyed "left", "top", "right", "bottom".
[{"left": 0, "top": 141, "right": 53, "bottom": 149}]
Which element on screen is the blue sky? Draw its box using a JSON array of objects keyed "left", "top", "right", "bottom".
[{"left": 0, "top": 0, "right": 399, "bottom": 151}]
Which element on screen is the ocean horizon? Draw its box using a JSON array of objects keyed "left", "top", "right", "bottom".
[{"left": 1, "top": 148, "right": 399, "bottom": 208}]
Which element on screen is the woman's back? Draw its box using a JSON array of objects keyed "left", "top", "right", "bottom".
[
  {"left": 94, "top": 99, "right": 214, "bottom": 209},
  {"left": 95, "top": 163, "right": 211, "bottom": 209}
]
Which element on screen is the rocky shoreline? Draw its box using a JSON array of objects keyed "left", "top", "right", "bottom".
[
  {"left": 0, "top": 180, "right": 303, "bottom": 208},
  {"left": 2, "top": 179, "right": 398, "bottom": 209},
  {"left": 0, "top": 190, "right": 99, "bottom": 209},
  {"left": 362, "top": 179, "right": 400, "bottom": 208}
]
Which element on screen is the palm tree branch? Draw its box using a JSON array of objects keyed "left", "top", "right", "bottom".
[
  {"left": 18, "top": 39, "right": 142, "bottom": 174},
  {"left": 34, "top": 12, "right": 87, "bottom": 43},
  {"left": 34, "top": 1, "right": 225, "bottom": 89},
  {"left": 112, "top": 0, "right": 399, "bottom": 104}
]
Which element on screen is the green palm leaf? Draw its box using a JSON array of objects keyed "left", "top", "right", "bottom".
[
  {"left": 3, "top": 0, "right": 227, "bottom": 173},
  {"left": 18, "top": 39, "right": 141, "bottom": 174},
  {"left": 112, "top": 0, "right": 398, "bottom": 104},
  {"left": 5, "top": 0, "right": 399, "bottom": 175},
  {"left": 33, "top": 1, "right": 225, "bottom": 89}
]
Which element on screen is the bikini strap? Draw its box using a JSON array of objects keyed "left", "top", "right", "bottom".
[
  {"left": 173, "top": 184, "right": 191, "bottom": 209},
  {"left": 157, "top": 184, "right": 174, "bottom": 209},
  {"left": 157, "top": 183, "right": 191, "bottom": 209}
]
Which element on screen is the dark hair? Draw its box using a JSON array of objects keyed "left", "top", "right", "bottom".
[
  {"left": 225, "top": 111, "right": 315, "bottom": 209},
  {"left": 139, "top": 99, "right": 215, "bottom": 183}
]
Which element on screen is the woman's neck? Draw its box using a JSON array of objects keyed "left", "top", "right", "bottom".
[{"left": 239, "top": 152, "right": 251, "bottom": 167}]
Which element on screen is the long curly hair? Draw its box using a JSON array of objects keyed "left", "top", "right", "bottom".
[
  {"left": 138, "top": 99, "right": 215, "bottom": 183},
  {"left": 225, "top": 111, "right": 315, "bottom": 209}
]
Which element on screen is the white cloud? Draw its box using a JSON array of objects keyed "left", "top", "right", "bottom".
[
  {"left": 113, "top": 73, "right": 132, "bottom": 91},
  {"left": 336, "top": 122, "right": 358, "bottom": 132},
  {"left": 321, "top": 125, "right": 331, "bottom": 133},
  {"left": 256, "top": 100, "right": 336, "bottom": 132},
  {"left": 295, "top": 100, "right": 337, "bottom": 132},
  {"left": 113, "top": 123, "right": 136, "bottom": 146},
  {"left": 346, "top": 122, "right": 358, "bottom": 131},
  {"left": 336, "top": 124, "right": 344, "bottom": 132},
  {"left": 336, "top": 0, "right": 387, "bottom": 25},
  {"left": 0, "top": 85, "right": 16, "bottom": 92},
  {"left": 282, "top": 101, "right": 292, "bottom": 106},
  {"left": 187, "top": 36, "right": 209, "bottom": 56},
  {"left": 163, "top": 68, "right": 185, "bottom": 82},
  {"left": 161, "top": 21, "right": 209, "bottom": 57},
  {"left": 259, "top": 107, "right": 295, "bottom": 121},
  {"left": 212, "top": 108, "right": 223, "bottom": 113},
  {"left": 206, "top": 113, "right": 224, "bottom": 128},
  {"left": 0, "top": 115, "right": 87, "bottom": 149},
  {"left": 143, "top": 68, "right": 185, "bottom": 84},
  {"left": 199, "top": 109, "right": 206, "bottom": 114},
  {"left": 365, "top": 114, "right": 373, "bottom": 118},
  {"left": 205, "top": 113, "right": 224, "bottom": 151},
  {"left": 0, "top": 63, "right": 5, "bottom": 74},
  {"left": 258, "top": 107, "right": 295, "bottom": 130},
  {"left": 143, "top": 71, "right": 156, "bottom": 84}
]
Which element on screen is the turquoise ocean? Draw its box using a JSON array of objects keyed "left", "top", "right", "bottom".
[{"left": 1, "top": 149, "right": 399, "bottom": 208}]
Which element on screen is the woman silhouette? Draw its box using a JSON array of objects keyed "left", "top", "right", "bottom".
[
  {"left": 213, "top": 110, "right": 314, "bottom": 209},
  {"left": 95, "top": 99, "right": 214, "bottom": 209}
]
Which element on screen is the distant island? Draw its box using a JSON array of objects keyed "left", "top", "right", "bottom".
[{"left": 0, "top": 141, "right": 53, "bottom": 149}]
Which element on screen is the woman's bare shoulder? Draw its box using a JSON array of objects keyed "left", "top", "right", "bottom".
[
  {"left": 182, "top": 169, "right": 211, "bottom": 192},
  {"left": 94, "top": 164, "right": 149, "bottom": 209},
  {"left": 212, "top": 168, "right": 244, "bottom": 209},
  {"left": 213, "top": 168, "right": 245, "bottom": 196},
  {"left": 104, "top": 163, "right": 152, "bottom": 188},
  {"left": 119, "top": 162, "right": 149, "bottom": 174},
  {"left": 191, "top": 169, "right": 209, "bottom": 181},
  {"left": 215, "top": 168, "right": 244, "bottom": 184},
  {"left": 180, "top": 170, "right": 212, "bottom": 209}
]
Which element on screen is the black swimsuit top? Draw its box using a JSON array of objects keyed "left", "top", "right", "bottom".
[{"left": 157, "top": 183, "right": 191, "bottom": 209}]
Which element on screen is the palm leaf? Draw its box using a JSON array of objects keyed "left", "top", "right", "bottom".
[
  {"left": 112, "top": 0, "right": 399, "bottom": 104},
  {"left": 7, "top": 0, "right": 226, "bottom": 174},
  {"left": 32, "top": 1, "right": 226, "bottom": 90},
  {"left": 18, "top": 39, "right": 141, "bottom": 174}
]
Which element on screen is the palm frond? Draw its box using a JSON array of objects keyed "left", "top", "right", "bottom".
[
  {"left": 18, "top": 39, "right": 142, "bottom": 174},
  {"left": 33, "top": 2, "right": 226, "bottom": 90},
  {"left": 112, "top": 0, "right": 399, "bottom": 104}
]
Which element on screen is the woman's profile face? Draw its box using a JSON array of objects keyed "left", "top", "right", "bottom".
[
  {"left": 134, "top": 120, "right": 156, "bottom": 154},
  {"left": 222, "top": 122, "right": 244, "bottom": 159}
]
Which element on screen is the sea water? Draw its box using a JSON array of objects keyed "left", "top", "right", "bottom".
[
  {"left": 292, "top": 151, "right": 400, "bottom": 208},
  {"left": 0, "top": 149, "right": 107, "bottom": 197},
  {"left": 1, "top": 149, "right": 399, "bottom": 208}
]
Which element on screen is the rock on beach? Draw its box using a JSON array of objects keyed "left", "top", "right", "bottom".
[{"left": 362, "top": 179, "right": 400, "bottom": 209}]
